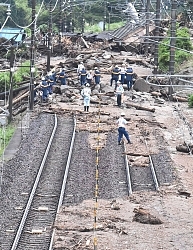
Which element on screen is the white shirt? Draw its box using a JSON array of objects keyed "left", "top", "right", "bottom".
[
  {"left": 116, "top": 85, "right": 124, "bottom": 95},
  {"left": 77, "top": 64, "right": 84, "bottom": 73},
  {"left": 81, "top": 87, "right": 91, "bottom": 97},
  {"left": 117, "top": 117, "right": 128, "bottom": 128}
]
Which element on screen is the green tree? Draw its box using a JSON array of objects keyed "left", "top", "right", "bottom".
[{"left": 158, "top": 26, "right": 193, "bottom": 72}]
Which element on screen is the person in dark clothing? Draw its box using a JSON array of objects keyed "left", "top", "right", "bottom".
[
  {"left": 125, "top": 65, "right": 134, "bottom": 90},
  {"left": 93, "top": 67, "right": 101, "bottom": 85},
  {"left": 59, "top": 68, "right": 67, "bottom": 85},
  {"left": 110, "top": 65, "right": 120, "bottom": 90},
  {"left": 80, "top": 67, "right": 87, "bottom": 86}
]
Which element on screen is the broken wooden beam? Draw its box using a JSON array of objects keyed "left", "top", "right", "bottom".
[{"left": 125, "top": 102, "right": 155, "bottom": 112}]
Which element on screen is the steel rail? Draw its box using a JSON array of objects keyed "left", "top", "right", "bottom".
[
  {"left": 49, "top": 116, "right": 76, "bottom": 250},
  {"left": 146, "top": 75, "right": 193, "bottom": 88},
  {"left": 11, "top": 114, "right": 58, "bottom": 250},
  {"left": 144, "top": 139, "right": 160, "bottom": 191},
  {"left": 123, "top": 143, "right": 132, "bottom": 195}
]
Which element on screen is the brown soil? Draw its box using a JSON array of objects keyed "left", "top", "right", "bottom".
[{"left": 52, "top": 91, "right": 193, "bottom": 249}]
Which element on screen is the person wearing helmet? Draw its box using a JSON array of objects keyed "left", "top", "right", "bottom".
[
  {"left": 120, "top": 63, "right": 126, "bottom": 84},
  {"left": 80, "top": 67, "right": 87, "bottom": 86},
  {"left": 125, "top": 65, "right": 134, "bottom": 90},
  {"left": 40, "top": 76, "right": 49, "bottom": 102},
  {"left": 110, "top": 65, "right": 120, "bottom": 89},
  {"left": 86, "top": 70, "right": 93, "bottom": 85},
  {"left": 93, "top": 67, "right": 101, "bottom": 85},
  {"left": 115, "top": 81, "right": 124, "bottom": 107},
  {"left": 77, "top": 61, "right": 84, "bottom": 75},
  {"left": 81, "top": 83, "right": 91, "bottom": 112},
  {"left": 59, "top": 68, "right": 67, "bottom": 85},
  {"left": 117, "top": 112, "right": 132, "bottom": 145}
]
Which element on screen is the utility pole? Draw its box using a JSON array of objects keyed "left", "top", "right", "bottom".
[
  {"left": 8, "top": 46, "right": 14, "bottom": 122},
  {"left": 145, "top": 0, "right": 150, "bottom": 56},
  {"left": 59, "top": 0, "right": 62, "bottom": 55},
  {"left": 168, "top": 0, "right": 177, "bottom": 97},
  {"left": 153, "top": 0, "right": 161, "bottom": 74},
  {"left": 29, "top": 0, "right": 36, "bottom": 111},
  {"left": 69, "top": 0, "right": 73, "bottom": 33},
  {"left": 81, "top": 0, "right": 85, "bottom": 34},
  {"left": 47, "top": 0, "right": 52, "bottom": 72},
  {"left": 103, "top": 0, "right": 107, "bottom": 31}
]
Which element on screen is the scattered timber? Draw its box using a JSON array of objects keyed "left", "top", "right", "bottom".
[{"left": 125, "top": 102, "right": 155, "bottom": 112}]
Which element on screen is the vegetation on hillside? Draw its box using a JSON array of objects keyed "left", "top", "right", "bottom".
[
  {"left": 0, "top": 61, "right": 32, "bottom": 92},
  {"left": 158, "top": 26, "right": 193, "bottom": 73}
]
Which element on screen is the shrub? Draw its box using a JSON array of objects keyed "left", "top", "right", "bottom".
[{"left": 188, "top": 94, "right": 193, "bottom": 108}]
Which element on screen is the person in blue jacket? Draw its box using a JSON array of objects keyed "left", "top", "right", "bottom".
[
  {"left": 40, "top": 77, "right": 48, "bottom": 102},
  {"left": 47, "top": 72, "right": 54, "bottom": 94},
  {"left": 59, "top": 68, "right": 67, "bottom": 85},
  {"left": 93, "top": 67, "right": 101, "bottom": 85},
  {"left": 110, "top": 65, "right": 120, "bottom": 90},
  {"left": 80, "top": 67, "right": 87, "bottom": 86},
  {"left": 125, "top": 65, "right": 134, "bottom": 90}
]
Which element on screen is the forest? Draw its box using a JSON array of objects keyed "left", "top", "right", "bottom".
[{"left": 0, "top": 0, "right": 192, "bottom": 34}]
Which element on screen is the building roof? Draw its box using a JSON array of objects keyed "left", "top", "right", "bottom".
[{"left": 0, "top": 28, "right": 25, "bottom": 42}]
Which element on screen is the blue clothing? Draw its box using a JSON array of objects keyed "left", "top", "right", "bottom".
[
  {"left": 93, "top": 70, "right": 101, "bottom": 84},
  {"left": 52, "top": 72, "right": 57, "bottom": 83},
  {"left": 80, "top": 69, "right": 87, "bottom": 85},
  {"left": 118, "top": 127, "right": 130, "bottom": 144},
  {"left": 110, "top": 67, "right": 120, "bottom": 87},
  {"left": 59, "top": 70, "right": 67, "bottom": 85},
  {"left": 125, "top": 68, "right": 133, "bottom": 89},
  {"left": 47, "top": 75, "right": 54, "bottom": 94},
  {"left": 41, "top": 80, "right": 48, "bottom": 101}
]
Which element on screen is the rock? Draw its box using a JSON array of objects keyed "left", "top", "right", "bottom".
[{"left": 133, "top": 78, "right": 151, "bottom": 92}]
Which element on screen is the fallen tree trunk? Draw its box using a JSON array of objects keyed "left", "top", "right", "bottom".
[
  {"left": 172, "top": 96, "right": 188, "bottom": 102},
  {"left": 125, "top": 102, "right": 155, "bottom": 112}
]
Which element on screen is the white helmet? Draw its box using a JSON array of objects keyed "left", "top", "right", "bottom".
[
  {"left": 42, "top": 77, "right": 45, "bottom": 81},
  {"left": 86, "top": 83, "right": 90, "bottom": 87},
  {"left": 121, "top": 112, "right": 125, "bottom": 116}
]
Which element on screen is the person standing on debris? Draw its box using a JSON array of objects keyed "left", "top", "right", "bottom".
[
  {"left": 93, "top": 67, "right": 101, "bottom": 85},
  {"left": 110, "top": 65, "right": 120, "bottom": 90},
  {"left": 120, "top": 63, "right": 126, "bottom": 84},
  {"left": 81, "top": 83, "right": 91, "bottom": 112},
  {"left": 80, "top": 67, "right": 87, "bottom": 86},
  {"left": 86, "top": 70, "right": 93, "bottom": 85},
  {"left": 115, "top": 81, "right": 124, "bottom": 107},
  {"left": 40, "top": 77, "right": 49, "bottom": 102},
  {"left": 125, "top": 65, "right": 134, "bottom": 90},
  {"left": 59, "top": 68, "right": 67, "bottom": 85},
  {"left": 117, "top": 112, "right": 132, "bottom": 145},
  {"left": 77, "top": 61, "right": 84, "bottom": 75},
  {"left": 47, "top": 72, "right": 54, "bottom": 94}
]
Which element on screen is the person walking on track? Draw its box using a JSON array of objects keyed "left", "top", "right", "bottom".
[{"left": 117, "top": 112, "right": 132, "bottom": 145}]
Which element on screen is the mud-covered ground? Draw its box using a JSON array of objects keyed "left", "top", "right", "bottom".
[{"left": 52, "top": 84, "right": 193, "bottom": 250}]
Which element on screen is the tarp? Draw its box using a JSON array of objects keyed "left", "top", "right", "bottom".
[{"left": 0, "top": 28, "right": 25, "bottom": 42}]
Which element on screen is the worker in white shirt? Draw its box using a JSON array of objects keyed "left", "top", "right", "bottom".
[
  {"left": 117, "top": 112, "right": 132, "bottom": 145},
  {"left": 115, "top": 81, "right": 124, "bottom": 107},
  {"left": 77, "top": 62, "right": 84, "bottom": 75},
  {"left": 81, "top": 83, "right": 91, "bottom": 112}
]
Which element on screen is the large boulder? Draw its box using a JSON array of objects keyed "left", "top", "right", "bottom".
[{"left": 133, "top": 78, "right": 151, "bottom": 92}]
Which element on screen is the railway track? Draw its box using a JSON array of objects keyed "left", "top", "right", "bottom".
[{"left": 10, "top": 114, "right": 75, "bottom": 250}]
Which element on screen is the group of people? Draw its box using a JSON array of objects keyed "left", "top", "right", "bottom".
[
  {"left": 34, "top": 67, "right": 69, "bottom": 102},
  {"left": 110, "top": 64, "right": 134, "bottom": 91},
  {"left": 34, "top": 62, "right": 132, "bottom": 145},
  {"left": 77, "top": 62, "right": 101, "bottom": 86}
]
